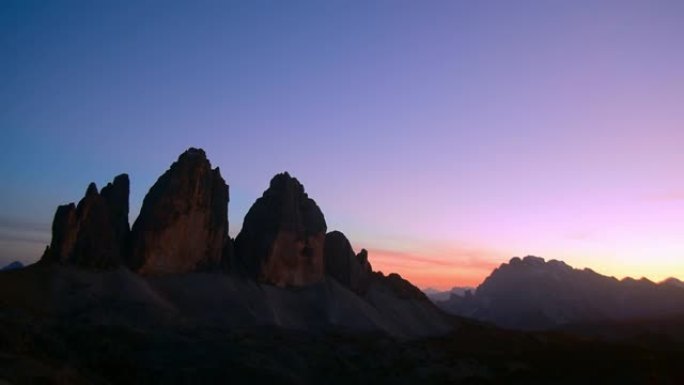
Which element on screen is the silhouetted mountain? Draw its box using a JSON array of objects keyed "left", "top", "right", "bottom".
[
  {"left": 234, "top": 172, "right": 326, "bottom": 286},
  {"left": 41, "top": 174, "right": 130, "bottom": 268},
  {"left": 424, "top": 286, "right": 475, "bottom": 302},
  {"left": 0, "top": 261, "right": 23, "bottom": 271},
  {"left": 4, "top": 148, "right": 448, "bottom": 338},
  {"left": 662, "top": 277, "right": 684, "bottom": 288},
  {"left": 436, "top": 256, "right": 684, "bottom": 330},
  {"left": 4, "top": 150, "right": 684, "bottom": 383},
  {"left": 129, "top": 148, "right": 229, "bottom": 274}
]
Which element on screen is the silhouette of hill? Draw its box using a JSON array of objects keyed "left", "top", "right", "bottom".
[
  {"left": 0, "top": 261, "right": 23, "bottom": 271},
  {"left": 423, "top": 286, "right": 475, "bottom": 302},
  {"left": 436, "top": 256, "right": 684, "bottom": 330},
  {"left": 4, "top": 148, "right": 449, "bottom": 338},
  {"left": 662, "top": 277, "right": 684, "bottom": 289}
]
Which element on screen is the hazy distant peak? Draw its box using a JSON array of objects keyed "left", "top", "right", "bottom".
[
  {"left": 437, "top": 256, "right": 684, "bottom": 330},
  {"left": 0, "top": 261, "right": 23, "bottom": 271}
]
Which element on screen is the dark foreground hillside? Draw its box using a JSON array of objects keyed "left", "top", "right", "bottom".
[{"left": 2, "top": 310, "right": 684, "bottom": 385}]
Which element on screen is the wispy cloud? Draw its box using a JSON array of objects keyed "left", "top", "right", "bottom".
[
  {"left": 642, "top": 191, "right": 684, "bottom": 202},
  {"left": 365, "top": 245, "right": 502, "bottom": 289},
  {"left": 368, "top": 247, "right": 499, "bottom": 269},
  {"left": 0, "top": 217, "right": 50, "bottom": 245},
  {"left": 0, "top": 217, "right": 50, "bottom": 233},
  {"left": 0, "top": 232, "right": 49, "bottom": 245}
]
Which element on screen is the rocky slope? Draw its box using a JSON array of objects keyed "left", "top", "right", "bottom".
[{"left": 437, "top": 256, "right": 684, "bottom": 330}]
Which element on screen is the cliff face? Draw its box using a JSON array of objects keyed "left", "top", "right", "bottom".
[
  {"left": 128, "top": 148, "right": 229, "bottom": 275},
  {"left": 323, "top": 231, "right": 372, "bottom": 293},
  {"left": 42, "top": 175, "right": 130, "bottom": 268},
  {"left": 234, "top": 172, "right": 326, "bottom": 287}
]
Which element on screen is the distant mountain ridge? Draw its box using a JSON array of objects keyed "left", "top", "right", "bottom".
[
  {"left": 436, "top": 255, "right": 684, "bottom": 330},
  {"left": 0, "top": 261, "right": 23, "bottom": 271},
  {"left": 423, "top": 286, "right": 474, "bottom": 302}
]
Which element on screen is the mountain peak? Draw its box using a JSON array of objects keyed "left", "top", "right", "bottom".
[
  {"left": 234, "top": 172, "right": 326, "bottom": 287},
  {"left": 129, "top": 148, "right": 229, "bottom": 274},
  {"left": 42, "top": 174, "right": 129, "bottom": 268},
  {"left": 178, "top": 147, "right": 207, "bottom": 161},
  {"left": 437, "top": 256, "right": 684, "bottom": 330}
]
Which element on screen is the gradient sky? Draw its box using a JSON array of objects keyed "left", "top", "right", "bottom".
[{"left": 2, "top": 1, "right": 683, "bottom": 289}]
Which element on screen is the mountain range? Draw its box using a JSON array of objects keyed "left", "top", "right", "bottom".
[
  {"left": 0, "top": 148, "right": 449, "bottom": 338},
  {"left": 435, "top": 255, "right": 684, "bottom": 330},
  {"left": 2, "top": 149, "right": 684, "bottom": 383},
  {"left": 423, "top": 286, "right": 474, "bottom": 302}
]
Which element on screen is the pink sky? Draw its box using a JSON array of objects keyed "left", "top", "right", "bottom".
[{"left": 2, "top": 2, "right": 683, "bottom": 289}]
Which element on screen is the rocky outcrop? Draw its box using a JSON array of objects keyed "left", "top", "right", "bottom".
[
  {"left": 42, "top": 174, "right": 130, "bottom": 268},
  {"left": 371, "top": 272, "right": 430, "bottom": 301},
  {"left": 128, "top": 148, "right": 228, "bottom": 274},
  {"left": 323, "top": 231, "right": 372, "bottom": 293},
  {"left": 234, "top": 172, "right": 326, "bottom": 287}
]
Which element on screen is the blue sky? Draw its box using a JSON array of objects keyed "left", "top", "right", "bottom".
[{"left": 2, "top": 1, "right": 684, "bottom": 287}]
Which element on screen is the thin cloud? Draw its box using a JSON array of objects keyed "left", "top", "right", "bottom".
[
  {"left": 642, "top": 191, "right": 684, "bottom": 202},
  {"left": 367, "top": 247, "right": 500, "bottom": 270},
  {"left": 364, "top": 245, "right": 502, "bottom": 288},
  {"left": 0, "top": 230, "right": 50, "bottom": 245},
  {"left": 0, "top": 217, "right": 50, "bottom": 245},
  {"left": 0, "top": 217, "right": 50, "bottom": 233}
]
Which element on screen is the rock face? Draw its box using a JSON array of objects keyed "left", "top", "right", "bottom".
[
  {"left": 234, "top": 172, "right": 326, "bottom": 287},
  {"left": 42, "top": 174, "right": 130, "bottom": 268},
  {"left": 323, "top": 231, "right": 372, "bottom": 293},
  {"left": 129, "top": 148, "right": 228, "bottom": 274}
]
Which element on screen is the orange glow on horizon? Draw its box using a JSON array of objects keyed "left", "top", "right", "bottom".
[
  {"left": 366, "top": 247, "right": 499, "bottom": 290},
  {"left": 363, "top": 243, "right": 684, "bottom": 291}
]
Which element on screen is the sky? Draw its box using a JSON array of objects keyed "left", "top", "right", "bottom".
[{"left": 1, "top": 1, "right": 683, "bottom": 289}]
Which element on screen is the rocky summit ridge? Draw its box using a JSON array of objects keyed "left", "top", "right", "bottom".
[{"left": 436, "top": 255, "right": 684, "bottom": 330}]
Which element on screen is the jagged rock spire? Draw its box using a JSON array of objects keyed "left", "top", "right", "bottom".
[
  {"left": 128, "top": 148, "right": 229, "bottom": 274},
  {"left": 42, "top": 174, "right": 130, "bottom": 268}
]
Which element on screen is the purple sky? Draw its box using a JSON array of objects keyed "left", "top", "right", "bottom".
[{"left": 2, "top": 1, "right": 683, "bottom": 288}]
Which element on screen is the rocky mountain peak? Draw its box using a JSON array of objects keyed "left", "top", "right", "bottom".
[
  {"left": 128, "top": 148, "right": 229, "bottom": 274},
  {"left": 42, "top": 174, "right": 130, "bottom": 268},
  {"left": 234, "top": 172, "right": 326, "bottom": 287}
]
